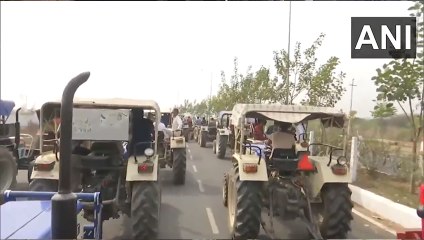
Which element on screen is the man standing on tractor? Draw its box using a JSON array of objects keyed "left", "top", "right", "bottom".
[
  {"left": 195, "top": 116, "right": 202, "bottom": 126},
  {"left": 201, "top": 117, "right": 207, "bottom": 126}
]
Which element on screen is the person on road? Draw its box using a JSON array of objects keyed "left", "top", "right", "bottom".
[{"left": 187, "top": 116, "right": 193, "bottom": 128}]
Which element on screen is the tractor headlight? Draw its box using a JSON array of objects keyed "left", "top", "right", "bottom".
[
  {"left": 144, "top": 148, "right": 154, "bottom": 157},
  {"left": 336, "top": 156, "right": 348, "bottom": 166}
]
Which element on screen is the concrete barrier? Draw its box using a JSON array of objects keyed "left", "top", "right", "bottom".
[{"left": 350, "top": 184, "right": 421, "bottom": 229}]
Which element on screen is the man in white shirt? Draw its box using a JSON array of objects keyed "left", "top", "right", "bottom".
[
  {"left": 295, "top": 122, "right": 307, "bottom": 142},
  {"left": 153, "top": 120, "right": 169, "bottom": 139},
  {"left": 164, "top": 108, "right": 183, "bottom": 137}
]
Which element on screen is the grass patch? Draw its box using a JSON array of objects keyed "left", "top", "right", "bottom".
[{"left": 353, "top": 168, "right": 418, "bottom": 208}]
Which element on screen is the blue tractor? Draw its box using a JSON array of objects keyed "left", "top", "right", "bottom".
[
  {"left": 0, "top": 72, "right": 103, "bottom": 239},
  {"left": 0, "top": 100, "right": 40, "bottom": 191}
]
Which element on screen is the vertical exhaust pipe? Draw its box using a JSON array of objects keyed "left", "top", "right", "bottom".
[{"left": 51, "top": 72, "right": 90, "bottom": 239}]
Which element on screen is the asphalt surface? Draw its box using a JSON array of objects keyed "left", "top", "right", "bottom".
[{"left": 13, "top": 142, "right": 397, "bottom": 239}]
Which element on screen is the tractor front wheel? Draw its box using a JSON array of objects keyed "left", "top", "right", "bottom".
[
  {"left": 172, "top": 148, "right": 186, "bottom": 185},
  {"left": 27, "top": 160, "right": 35, "bottom": 183},
  {"left": 223, "top": 173, "right": 228, "bottom": 207},
  {"left": 130, "top": 181, "right": 160, "bottom": 240},
  {"left": 200, "top": 132, "right": 207, "bottom": 148},
  {"left": 228, "top": 166, "right": 262, "bottom": 239},
  {"left": 217, "top": 135, "right": 228, "bottom": 159}
]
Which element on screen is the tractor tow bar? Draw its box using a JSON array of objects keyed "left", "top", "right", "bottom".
[{"left": 301, "top": 173, "right": 323, "bottom": 240}]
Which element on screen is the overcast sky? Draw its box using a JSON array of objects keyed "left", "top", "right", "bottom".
[{"left": 0, "top": 1, "right": 416, "bottom": 118}]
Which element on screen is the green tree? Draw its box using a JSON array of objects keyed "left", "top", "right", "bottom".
[
  {"left": 371, "top": 0, "right": 424, "bottom": 189},
  {"left": 372, "top": 60, "right": 423, "bottom": 193},
  {"left": 371, "top": 100, "right": 397, "bottom": 139},
  {"left": 273, "top": 34, "right": 346, "bottom": 106}
]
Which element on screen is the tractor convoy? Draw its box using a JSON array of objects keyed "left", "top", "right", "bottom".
[{"left": 5, "top": 72, "right": 418, "bottom": 240}]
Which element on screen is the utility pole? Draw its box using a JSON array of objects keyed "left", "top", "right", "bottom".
[
  {"left": 285, "top": 1, "right": 292, "bottom": 105},
  {"left": 209, "top": 72, "right": 213, "bottom": 119},
  {"left": 347, "top": 78, "right": 357, "bottom": 136}
]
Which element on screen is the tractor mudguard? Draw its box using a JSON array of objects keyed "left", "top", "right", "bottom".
[
  {"left": 126, "top": 155, "right": 158, "bottom": 181},
  {"left": 218, "top": 128, "right": 230, "bottom": 136},
  {"left": 170, "top": 137, "right": 186, "bottom": 149},
  {"left": 232, "top": 153, "right": 268, "bottom": 181},
  {"left": 306, "top": 156, "right": 352, "bottom": 198},
  {"left": 30, "top": 152, "right": 59, "bottom": 180}
]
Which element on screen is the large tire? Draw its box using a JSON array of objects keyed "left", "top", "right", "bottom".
[
  {"left": 212, "top": 140, "right": 217, "bottom": 154},
  {"left": 194, "top": 128, "right": 198, "bottom": 141},
  {"left": 228, "top": 166, "right": 262, "bottom": 239},
  {"left": 0, "top": 147, "right": 17, "bottom": 192},
  {"left": 217, "top": 135, "right": 228, "bottom": 159},
  {"left": 200, "top": 132, "right": 207, "bottom": 148},
  {"left": 131, "top": 181, "right": 160, "bottom": 240},
  {"left": 317, "top": 183, "right": 354, "bottom": 239},
  {"left": 29, "top": 179, "right": 58, "bottom": 192},
  {"left": 172, "top": 148, "right": 186, "bottom": 185},
  {"left": 222, "top": 173, "right": 228, "bottom": 207},
  {"left": 27, "top": 160, "right": 35, "bottom": 183}
]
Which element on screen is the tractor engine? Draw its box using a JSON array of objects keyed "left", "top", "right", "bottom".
[
  {"left": 81, "top": 170, "right": 121, "bottom": 221},
  {"left": 273, "top": 177, "right": 308, "bottom": 220},
  {"left": 266, "top": 168, "right": 308, "bottom": 221}
]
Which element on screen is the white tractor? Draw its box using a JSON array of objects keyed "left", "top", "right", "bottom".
[{"left": 223, "top": 104, "right": 353, "bottom": 239}]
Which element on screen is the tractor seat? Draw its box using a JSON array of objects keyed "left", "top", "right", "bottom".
[
  {"left": 270, "top": 147, "right": 298, "bottom": 171},
  {"left": 77, "top": 142, "right": 123, "bottom": 168}
]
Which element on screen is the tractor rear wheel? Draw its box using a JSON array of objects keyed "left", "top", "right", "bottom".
[
  {"left": 316, "top": 183, "right": 353, "bottom": 239},
  {"left": 200, "top": 132, "right": 207, "bottom": 148},
  {"left": 131, "top": 181, "right": 160, "bottom": 240},
  {"left": 212, "top": 140, "right": 217, "bottom": 154},
  {"left": 0, "top": 147, "right": 17, "bottom": 192},
  {"left": 228, "top": 166, "right": 262, "bottom": 239},
  {"left": 217, "top": 135, "right": 228, "bottom": 159},
  {"left": 172, "top": 148, "right": 186, "bottom": 185}
]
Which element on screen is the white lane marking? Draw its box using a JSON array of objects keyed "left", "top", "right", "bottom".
[
  {"left": 352, "top": 209, "right": 397, "bottom": 236},
  {"left": 190, "top": 154, "right": 193, "bottom": 160},
  {"left": 197, "top": 179, "right": 205, "bottom": 192},
  {"left": 192, "top": 165, "right": 198, "bottom": 173},
  {"left": 206, "top": 207, "right": 220, "bottom": 234},
  {"left": 187, "top": 148, "right": 191, "bottom": 153}
]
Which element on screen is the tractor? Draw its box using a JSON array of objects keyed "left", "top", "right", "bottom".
[
  {"left": 0, "top": 100, "right": 39, "bottom": 192},
  {"left": 222, "top": 104, "right": 353, "bottom": 239},
  {"left": 212, "top": 111, "right": 234, "bottom": 159},
  {"left": 1, "top": 72, "right": 103, "bottom": 240},
  {"left": 156, "top": 120, "right": 187, "bottom": 185},
  {"left": 194, "top": 117, "right": 217, "bottom": 148},
  {"left": 29, "top": 77, "right": 162, "bottom": 239}
]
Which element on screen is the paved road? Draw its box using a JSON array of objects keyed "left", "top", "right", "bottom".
[{"left": 14, "top": 142, "right": 397, "bottom": 239}]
